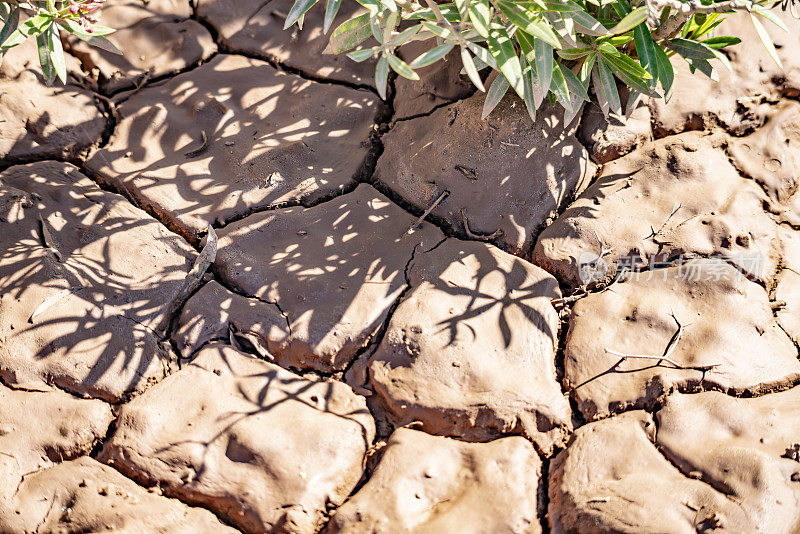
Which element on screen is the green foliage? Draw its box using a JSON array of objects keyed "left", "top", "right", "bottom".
[
  {"left": 288, "top": 0, "right": 791, "bottom": 120},
  {"left": 0, "top": 1, "right": 119, "bottom": 86}
]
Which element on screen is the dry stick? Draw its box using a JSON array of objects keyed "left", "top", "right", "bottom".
[
  {"left": 605, "top": 313, "right": 720, "bottom": 372},
  {"left": 647, "top": 202, "right": 682, "bottom": 241},
  {"left": 460, "top": 208, "right": 503, "bottom": 241},
  {"left": 402, "top": 190, "right": 449, "bottom": 236},
  {"left": 113, "top": 71, "right": 152, "bottom": 103}
]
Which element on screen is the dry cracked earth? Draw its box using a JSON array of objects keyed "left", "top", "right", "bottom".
[{"left": 2, "top": 1, "right": 800, "bottom": 532}]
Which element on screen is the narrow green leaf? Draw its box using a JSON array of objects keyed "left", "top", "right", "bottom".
[
  {"left": 665, "top": 37, "right": 715, "bottom": 60},
  {"left": 487, "top": 26, "right": 524, "bottom": 97},
  {"left": 596, "top": 56, "right": 621, "bottom": 115},
  {"left": 385, "top": 24, "right": 421, "bottom": 48},
  {"left": 284, "top": 0, "right": 318, "bottom": 29},
  {"left": 561, "top": 64, "right": 589, "bottom": 101},
  {"left": 608, "top": 6, "right": 647, "bottom": 35},
  {"left": 406, "top": 4, "right": 461, "bottom": 21},
  {"left": 380, "top": 0, "right": 397, "bottom": 11},
  {"left": 327, "top": 13, "right": 371, "bottom": 53},
  {"left": 701, "top": 36, "right": 741, "bottom": 49},
  {"left": 347, "top": 48, "right": 377, "bottom": 62},
  {"left": 461, "top": 46, "right": 486, "bottom": 91},
  {"left": 1, "top": 28, "right": 26, "bottom": 50},
  {"left": 47, "top": 24, "right": 66, "bottom": 84},
  {"left": 547, "top": 11, "right": 577, "bottom": 48},
  {"left": 750, "top": 13, "right": 783, "bottom": 69},
  {"left": 420, "top": 20, "right": 451, "bottom": 39},
  {"left": 599, "top": 34, "right": 633, "bottom": 47},
  {"left": 387, "top": 53, "right": 419, "bottom": 80},
  {"left": 568, "top": 10, "right": 608, "bottom": 36},
  {"left": 468, "top": 0, "right": 491, "bottom": 37},
  {"left": 454, "top": 0, "right": 470, "bottom": 21},
  {"left": 600, "top": 50, "right": 652, "bottom": 94},
  {"left": 0, "top": 7, "right": 19, "bottom": 47},
  {"left": 370, "top": 13, "right": 384, "bottom": 43},
  {"left": 409, "top": 42, "right": 454, "bottom": 68},
  {"left": 688, "top": 57, "right": 716, "bottom": 79},
  {"left": 633, "top": 22, "right": 657, "bottom": 83},
  {"left": 375, "top": 54, "right": 388, "bottom": 99},
  {"left": 58, "top": 20, "right": 122, "bottom": 54},
  {"left": 557, "top": 46, "right": 592, "bottom": 60},
  {"left": 534, "top": 36, "right": 553, "bottom": 100},
  {"left": 516, "top": 28, "right": 536, "bottom": 64},
  {"left": 521, "top": 56, "right": 539, "bottom": 120},
  {"left": 752, "top": 5, "right": 789, "bottom": 33},
  {"left": 482, "top": 74, "right": 510, "bottom": 118},
  {"left": 653, "top": 43, "right": 674, "bottom": 100},
  {"left": 383, "top": 11, "right": 399, "bottom": 42},
  {"left": 579, "top": 51, "right": 596, "bottom": 84},
  {"left": 356, "top": 0, "right": 381, "bottom": 12},
  {"left": 496, "top": 1, "right": 560, "bottom": 48},
  {"left": 691, "top": 12, "right": 722, "bottom": 38},
  {"left": 82, "top": 24, "right": 114, "bottom": 37},
  {"left": 515, "top": 0, "right": 584, "bottom": 11},
  {"left": 550, "top": 61, "right": 571, "bottom": 109},
  {"left": 35, "top": 32, "right": 55, "bottom": 85},
  {"left": 324, "top": 0, "right": 343, "bottom": 33},
  {"left": 466, "top": 41, "right": 498, "bottom": 69}
]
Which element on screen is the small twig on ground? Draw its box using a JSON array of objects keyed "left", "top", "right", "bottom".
[
  {"left": 454, "top": 164, "right": 478, "bottom": 180},
  {"left": 551, "top": 290, "right": 588, "bottom": 308},
  {"left": 771, "top": 300, "right": 787, "bottom": 311},
  {"left": 605, "top": 313, "right": 720, "bottom": 372},
  {"left": 460, "top": 208, "right": 503, "bottom": 241},
  {"left": 402, "top": 190, "right": 449, "bottom": 236},
  {"left": 647, "top": 202, "right": 682, "bottom": 240},
  {"left": 184, "top": 130, "right": 209, "bottom": 158},
  {"left": 594, "top": 229, "right": 613, "bottom": 257},
  {"left": 115, "top": 71, "right": 152, "bottom": 102}
]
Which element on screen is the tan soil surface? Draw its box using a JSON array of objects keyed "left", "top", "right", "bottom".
[
  {"left": 648, "top": 12, "right": 800, "bottom": 136},
  {"left": 0, "top": 40, "right": 105, "bottom": 161},
  {"left": 3, "top": 4, "right": 800, "bottom": 532},
  {"left": 66, "top": 0, "right": 216, "bottom": 93},
  {"left": 0, "top": 161, "right": 195, "bottom": 401},
  {"left": 86, "top": 53, "right": 379, "bottom": 239},
  {"left": 212, "top": 184, "right": 443, "bottom": 372},
  {"left": 327, "top": 427, "right": 541, "bottom": 533},
  {"left": 374, "top": 92, "right": 594, "bottom": 255},
  {"left": 197, "top": 0, "right": 376, "bottom": 86},
  {"left": 564, "top": 260, "right": 800, "bottom": 420},
  {"left": 99, "top": 343, "right": 374, "bottom": 533},
  {"left": 656, "top": 391, "right": 800, "bottom": 532},
  {"left": 0, "top": 384, "right": 113, "bottom": 499},
  {"left": 548, "top": 411, "right": 756, "bottom": 532},
  {"left": 365, "top": 238, "right": 572, "bottom": 453},
  {"left": 534, "top": 132, "right": 781, "bottom": 288},
  {"left": 0, "top": 457, "right": 235, "bottom": 532}
]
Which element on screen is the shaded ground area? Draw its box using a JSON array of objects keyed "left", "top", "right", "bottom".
[{"left": 2, "top": 1, "right": 800, "bottom": 532}]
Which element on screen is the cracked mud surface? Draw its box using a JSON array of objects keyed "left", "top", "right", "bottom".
[{"left": 2, "top": 3, "right": 800, "bottom": 532}]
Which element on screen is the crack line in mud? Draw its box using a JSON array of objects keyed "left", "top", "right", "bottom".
[
  {"left": 99, "top": 454, "right": 244, "bottom": 532},
  {"left": 0, "top": 372, "right": 90, "bottom": 402},
  {"left": 648, "top": 414, "right": 747, "bottom": 514}
]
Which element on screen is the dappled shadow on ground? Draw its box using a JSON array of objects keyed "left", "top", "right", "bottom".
[
  {"left": 86, "top": 53, "right": 380, "bottom": 240},
  {"left": 196, "top": 0, "right": 376, "bottom": 87},
  {"left": 99, "top": 343, "right": 373, "bottom": 532},
  {"left": 0, "top": 162, "right": 195, "bottom": 401}
]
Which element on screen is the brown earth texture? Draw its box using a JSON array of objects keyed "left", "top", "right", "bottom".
[{"left": 2, "top": 1, "right": 800, "bottom": 532}]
